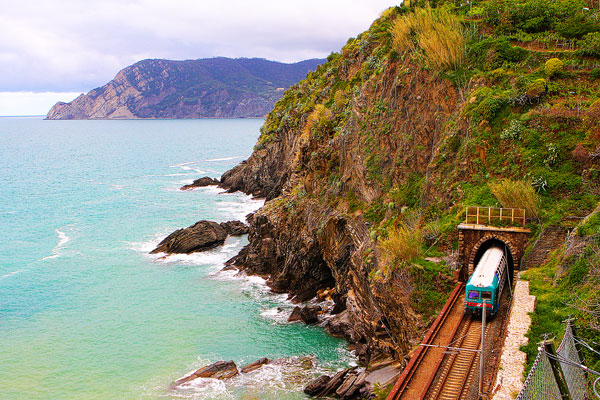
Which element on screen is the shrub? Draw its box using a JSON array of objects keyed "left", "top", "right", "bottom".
[
  {"left": 544, "top": 58, "right": 564, "bottom": 77},
  {"left": 525, "top": 78, "right": 547, "bottom": 100},
  {"left": 591, "top": 68, "right": 600, "bottom": 79},
  {"left": 501, "top": 119, "right": 524, "bottom": 140},
  {"left": 532, "top": 176, "right": 548, "bottom": 192},
  {"left": 489, "top": 179, "right": 540, "bottom": 219},
  {"left": 556, "top": 14, "right": 600, "bottom": 39},
  {"left": 572, "top": 143, "right": 590, "bottom": 164},
  {"left": 578, "top": 32, "right": 600, "bottom": 57},
  {"left": 577, "top": 210, "right": 600, "bottom": 236},
  {"left": 391, "top": 6, "right": 465, "bottom": 70},
  {"left": 380, "top": 224, "right": 422, "bottom": 265},
  {"left": 544, "top": 143, "right": 559, "bottom": 167},
  {"left": 469, "top": 37, "right": 527, "bottom": 70},
  {"left": 475, "top": 95, "right": 508, "bottom": 122}
]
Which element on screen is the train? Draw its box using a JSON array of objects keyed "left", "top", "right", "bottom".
[{"left": 464, "top": 245, "right": 508, "bottom": 316}]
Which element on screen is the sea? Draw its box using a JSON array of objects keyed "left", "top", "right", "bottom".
[{"left": 0, "top": 117, "right": 352, "bottom": 399}]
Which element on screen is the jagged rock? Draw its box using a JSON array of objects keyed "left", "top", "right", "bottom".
[
  {"left": 336, "top": 373, "right": 358, "bottom": 397},
  {"left": 304, "top": 375, "right": 331, "bottom": 396},
  {"left": 151, "top": 220, "right": 227, "bottom": 254},
  {"left": 317, "top": 368, "right": 353, "bottom": 397},
  {"left": 173, "top": 360, "right": 238, "bottom": 386},
  {"left": 341, "top": 370, "right": 368, "bottom": 399},
  {"left": 240, "top": 357, "right": 270, "bottom": 373},
  {"left": 288, "top": 306, "right": 302, "bottom": 322},
  {"left": 180, "top": 177, "right": 219, "bottom": 190},
  {"left": 300, "top": 305, "right": 321, "bottom": 325},
  {"left": 364, "top": 364, "right": 402, "bottom": 387},
  {"left": 220, "top": 220, "right": 249, "bottom": 236},
  {"left": 216, "top": 7, "right": 461, "bottom": 365},
  {"left": 326, "top": 310, "right": 354, "bottom": 340},
  {"left": 293, "top": 287, "right": 318, "bottom": 302}
]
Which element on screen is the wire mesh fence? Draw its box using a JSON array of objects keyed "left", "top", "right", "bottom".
[
  {"left": 557, "top": 322, "right": 591, "bottom": 400},
  {"left": 516, "top": 320, "right": 593, "bottom": 400}
]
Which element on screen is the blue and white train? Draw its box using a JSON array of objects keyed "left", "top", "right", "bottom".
[{"left": 464, "top": 246, "right": 508, "bottom": 315}]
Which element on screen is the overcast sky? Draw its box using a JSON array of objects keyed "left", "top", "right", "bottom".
[{"left": 0, "top": 0, "right": 395, "bottom": 115}]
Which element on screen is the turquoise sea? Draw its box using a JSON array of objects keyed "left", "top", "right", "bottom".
[{"left": 0, "top": 118, "right": 351, "bottom": 399}]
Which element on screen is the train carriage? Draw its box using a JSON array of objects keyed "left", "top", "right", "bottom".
[{"left": 464, "top": 246, "right": 508, "bottom": 315}]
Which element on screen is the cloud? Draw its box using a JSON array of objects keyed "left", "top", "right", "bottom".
[
  {"left": 0, "top": 0, "right": 394, "bottom": 92},
  {"left": 0, "top": 92, "right": 80, "bottom": 116}
]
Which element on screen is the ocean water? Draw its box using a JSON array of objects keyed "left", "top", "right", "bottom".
[{"left": 0, "top": 118, "right": 351, "bottom": 399}]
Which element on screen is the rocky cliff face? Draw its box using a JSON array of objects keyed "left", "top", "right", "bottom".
[
  {"left": 46, "top": 58, "right": 324, "bottom": 120},
  {"left": 219, "top": 3, "right": 600, "bottom": 366},
  {"left": 220, "top": 11, "right": 460, "bottom": 363}
]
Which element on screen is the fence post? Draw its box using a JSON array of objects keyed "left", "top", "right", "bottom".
[
  {"left": 567, "top": 319, "right": 589, "bottom": 387},
  {"left": 544, "top": 340, "right": 573, "bottom": 400}
]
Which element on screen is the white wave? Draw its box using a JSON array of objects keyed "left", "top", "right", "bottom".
[
  {"left": 0, "top": 270, "right": 22, "bottom": 280},
  {"left": 169, "top": 162, "right": 208, "bottom": 175},
  {"left": 187, "top": 185, "right": 225, "bottom": 194},
  {"left": 216, "top": 197, "right": 264, "bottom": 222},
  {"left": 203, "top": 156, "right": 242, "bottom": 162},
  {"left": 260, "top": 307, "right": 291, "bottom": 324},
  {"left": 130, "top": 235, "right": 242, "bottom": 269},
  {"left": 164, "top": 173, "right": 197, "bottom": 177},
  {"left": 176, "top": 377, "right": 232, "bottom": 399},
  {"left": 42, "top": 226, "right": 73, "bottom": 261},
  {"left": 169, "top": 160, "right": 204, "bottom": 168},
  {"left": 171, "top": 356, "right": 326, "bottom": 399}
]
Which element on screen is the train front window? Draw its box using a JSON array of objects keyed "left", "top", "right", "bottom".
[
  {"left": 481, "top": 291, "right": 492, "bottom": 300},
  {"left": 468, "top": 291, "right": 479, "bottom": 300}
]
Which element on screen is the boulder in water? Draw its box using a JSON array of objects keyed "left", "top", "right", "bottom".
[
  {"left": 180, "top": 176, "right": 220, "bottom": 190},
  {"left": 151, "top": 220, "right": 227, "bottom": 254},
  {"left": 173, "top": 360, "right": 239, "bottom": 386}
]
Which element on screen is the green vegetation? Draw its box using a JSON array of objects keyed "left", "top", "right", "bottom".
[
  {"left": 544, "top": 58, "right": 564, "bottom": 77},
  {"left": 523, "top": 231, "right": 600, "bottom": 373},
  {"left": 488, "top": 179, "right": 540, "bottom": 218},
  {"left": 391, "top": 6, "right": 465, "bottom": 70},
  {"left": 250, "top": 0, "right": 600, "bottom": 361}
]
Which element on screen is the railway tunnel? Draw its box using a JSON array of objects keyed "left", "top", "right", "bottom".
[
  {"left": 458, "top": 224, "right": 530, "bottom": 283},
  {"left": 387, "top": 208, "right": 532, "bottom": 400}
]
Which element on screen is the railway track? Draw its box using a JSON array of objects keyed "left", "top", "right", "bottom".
[
  {"left": 423, "top": 316, "right": 491, "bottom": 399},
  {"left": 388, "top": 283, "right": 499, "bottom": 400},
  {"left": 387, "top": 283, "right": 465, "bottom": 400}
]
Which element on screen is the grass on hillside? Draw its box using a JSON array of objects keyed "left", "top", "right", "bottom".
[{"left": 522, "top": 239, "right": 600, "bottom": 375}]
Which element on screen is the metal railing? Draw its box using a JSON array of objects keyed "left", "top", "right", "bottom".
[{"left": 465, "top": 206, "right": 526, "bottom": 227}]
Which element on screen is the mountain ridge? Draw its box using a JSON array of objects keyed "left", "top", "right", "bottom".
[{"left": 46, "top": 57, "right": 325, "bottom": 120}]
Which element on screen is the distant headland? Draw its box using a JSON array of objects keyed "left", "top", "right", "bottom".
[{"left": 46, "top": 57, "right": 325, "bottom": 120}]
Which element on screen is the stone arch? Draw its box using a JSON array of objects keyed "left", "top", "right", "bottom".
[{"left": 467, "top": 234, "right": 517, "bottom": 284}]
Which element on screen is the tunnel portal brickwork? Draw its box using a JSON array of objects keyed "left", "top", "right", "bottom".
[{"left": 457, "top": 224, "right": 531, "bottom": 282}]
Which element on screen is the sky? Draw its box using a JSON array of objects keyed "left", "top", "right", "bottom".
[{"left": 0, "top": 0, "right": 395, "bottom": 116}]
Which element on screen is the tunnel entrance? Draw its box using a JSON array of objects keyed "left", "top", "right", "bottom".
[
  {"left": 457, "top": 221, "right": 530, "bottom": 283},
  {"left": 470, "top": 238, "right": 515, "bottom": 286}
]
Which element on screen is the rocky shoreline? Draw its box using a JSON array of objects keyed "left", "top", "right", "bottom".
[{"left": 154, "top": 176, "right": 402, "bottom": 398}]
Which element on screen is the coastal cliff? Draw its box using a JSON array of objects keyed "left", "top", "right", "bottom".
[
  {"left": 46, "top": 57, "right": 324, "bottom": 119},
  {"left": 218, "top": 2, "right": 600, "bottom": 369}
]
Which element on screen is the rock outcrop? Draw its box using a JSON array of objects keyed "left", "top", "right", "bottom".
[
  {"left": 217, "top": 10, "right": 461, "bottom": 365},
  {"left": 46, "top": 57, "right": 324, "bottom": 120},
  {"left": 219, "top": 220, "right": 249, "bottom": 236},
  {"left": 240, "top": 357, "right": 270, "bottom": 373},
  {"left": 180, "top": 177, "right": 220, "bottom": 190},
  {"left": 151, "top": 220, "right": 227, "bottom": 254},
  {"left": 173, "top": 360, "right": 239, "bottom": 386}
]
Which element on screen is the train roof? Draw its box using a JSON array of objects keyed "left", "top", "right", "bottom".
[{"left": 469, "top": 246, "right": 504, "bottom": 288}]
